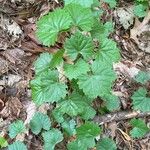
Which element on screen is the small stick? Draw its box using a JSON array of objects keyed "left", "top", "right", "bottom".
[{"left": 94, "top": 111, "right": 150, "bottom": 125}]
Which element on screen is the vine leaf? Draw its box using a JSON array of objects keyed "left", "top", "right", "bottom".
[
  {"left": 102, "top": 94, "right": 120, "bottom": 111},
  {"left": 64, "top": 32, "right": 94, "bottom": 61},
  {"left": 61, "top": 119, "right": 76, "bottom": 136},
  {"left": 8, "top": 120, "right": 26, "bottom": 139},
  {"left": 130, "top": 118, "right": 149, "bottom": 138},
  {"left": 134, "top": 71, "right": 150, "bottom": 84},
  {"left": 64, "top": 59, "right": 90, "bottom": 80},
  {"left": 64, "top": 0, "right": 94, "bottom": 8},
  {"left": 65, "top": 4, "right": 94, "bottom": 31},
  {"left": 131, "top": 88, "right": 150, "bottom": 112},
  {"left": 8, "top": 141, "right": 27, "bottom": 150},
  {"left": 91, "top": 20, "right": 114, "bottom": 39},
  {"left": 30, "top": 70, "right": 67, "bottom": 105},
  {"left": 78, "top": 61, "right": 116, "bottom": 99},
  {"left": 36, "top": 9, "right": 71, "bottom": 46},
  {"left": 30, "top": 112, "right": 51, "bottom": 135},
  {"left": 133, "top": 4, "right": 147, "bottom": 18},
  {"left": 103, "top": 0, "right": 117, "bottom": 8},
  {"left": 96, "top": 137, "right": 117, "bottom": 150},
  {"left": 96, "top": 38, "right": 120, "bottom": 65},
  {"left": 42, "top": 129, "right": 63, "bottom": 150},
  {"left": 68, "top": 122, "right": 101, "bottom": 150},
  {"left": 34, "top": 52, "right": 52, "bottom": 75},
  {"left": 55, "top": 92, "right": 96, "bottom": 119},
  {"left": 0, "top": 136, "right": 8, "bottom": 148}
]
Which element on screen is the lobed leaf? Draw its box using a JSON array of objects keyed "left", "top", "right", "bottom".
[
  {"left": 64, "top": 0, "right": 94, "bottom": 8},
  {"left": 61, "top": 119, "right": 76, "bottom": 136},
  {"left": 131, "top": 88, "right": 150, "bottom": 112},
  {"left": 30, "top": 70, "right": 67, "bottom": 105},
  {"left": 8, "top": 141, "right": 27, "bottom": 150},
  {"left": 9, "top": 120, "right": 26, "bottom": 139},
  {"left": 96, "top": 137, "right": 117, "bottom": 150},
  {"left": 130, "top": 118, "right": 149, "bottom": 138},
  {"left": 36, "top": 9, "right": 71, "bottom": 46},
  {"left": 64, "top": 4, "right": 94, "bottom": 31},
  {"left": 64, "top": 32, "right": 94, "bottom": 61},
  {"left": 34, "top": 52, "right": 52, "bottom": 75},
  {"left": 96, "top": 38, "right": 120, "bottom": 65},
  {"left": 0, "top": 137, "right": 8, "bottom": 148},
  {"left": 30, "top": 112, "right": 51, "bottom": 135},
  {"left": 134, "top": 71, "right": 150, "bottom": 84},
  {"left": 78, "top": 61, "right": 116, "bottom": 99},
  {"left": 64, "top": 59, "right": 90, "bottom": 80},
  {"left": 42, "top": 129, "right": 63, "bottom": 150}
]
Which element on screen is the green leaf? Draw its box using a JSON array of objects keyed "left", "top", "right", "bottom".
[
  {"left": 0, "top": 137, "right": 8, "bottom": 148},
  {"left": 34, "top": 52, "right": 52, "bottom": 75},
  {"left": 68, "top": 122, "right": 100, "bottom": 150},
  {"left": 103, "top": 94, "right": 120, "bottom": 111},
  {"left": 78, "top": 62, "right": 116, "bottom": 99},
  {"left": 130, "top": 118, "right": 149, "bottom": 138},
  {"left": 64, "top": 59, "right": 90, "bottom": 80},
  {"left": 91, "top": 20, "right": 114, "bottom": 39},
  {"left": 96, "top": 137, "right": 117, "bottom": 150},
  {"left": 134, "top": 71, "right": 150, "bottom": 84},
  {"left": 77, "top": 121, "right": 101, "bottom": 139},
  {"left": 50, "top": 50, "right": 64, "bottom": 69},
  {"left": 61, "top": 119, "right": 76, "bottom": 136},
  {"left": 8, "top": 141, "right": 27, "bottom": 150},
  {"left": 65, "top": 4, "right": 94, "bottom": 31},
  {"left": 30, "top": 112, "right": 51, "bottom": 135},
  {"left": 56, "top": 97, "right": 95, "bottom": 119},
  {"left": 30, "top": 70, "right": 67, "bottom": 105},
  {"left": 80, "top": 105, "right": 96, "bottom": 120},
  {"left": 9, "top": 120, "right": 26, "bottom": 139},
  {"left": 96, "top": 38, "right": 120, "bottom": 65},
  {"left": 133, "top": 4, "right": 147, "bottom": 18},
  {"left": 65, "top": 32, "right": 94, "bottom": 61},
  {"left": 52, "top": 109, "right": 65, "bottom": 123},
  {"left": 42, "top": 129, "right": 63, "bottom": 150},
  {"left": 103, "top": 0, "right": 117, "bottom": 8},
  {"left": 64, "top": 0, "right": 94, "bottom": 8},
  {"left": 131, "top": 88, "right": 150, "bottom": 112},
  {"left": 36, "top": 8, "right": 71, "bottom": 46},
  {"left": 67, "top": 138, "right": 95, "bottom": 150}
]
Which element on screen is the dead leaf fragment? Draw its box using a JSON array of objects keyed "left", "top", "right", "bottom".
[
  {"left": 0, "top": 57, "right": 8, "bottom": 75},
  {"left": 113, "top": 61, "right": 139, "bottom": 78},
  {"left": 0, "top": 97, "right": 23, "bottom": 119},
  {"left": 130, "top": 11, "right": 150, "bottom": 53},
  {"left": 24, "top": 101, "right": 36, "bottom": 125},
  {"left": 3, "top": 48, "right": 24, "bottom": 64},
  {"left": 7, "top": 74, "right": 22, "bottom": 86},
  {"left": 115, "top": 6, "right": 134, "bottom": 29}
]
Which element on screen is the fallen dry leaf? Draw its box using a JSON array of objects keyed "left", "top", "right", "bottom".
[
  {"left": 24, "top": 101, "right": 36, "bottom": 125},
  {"left": 130, "top": 11, "right": 150, "bottom": 53},
  {"left": 0, "top": 97, "right": 23, "bottom": 119},
  {"left": 3, "top": 48, "right": 24, "bottom": 64},
  {"left": 113, "top": 61, "right": 139, "bottom": 78},
  {"left": 7, "top": 74, "right": 22, "bottom": 87},
  {"left": 0, "top": 57, "right": 8, "bottom": 75}
]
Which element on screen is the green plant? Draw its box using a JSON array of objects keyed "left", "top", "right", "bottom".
[
  {"left": 0, "top": 136, "right": 8, "bottom": 148},
  {"left": 130, "top": 118, "right": 149, "bottom": 138},
  {"left": 131, "top": 71, "right": 150, "bottom": 112},
  {"left": 8, "top": 120, "right": 26, "bottom": 139},
  {"left": 134, "top": 0, "right": 149, "bottom": 17},
  {"left": 7, "top": 0, "right": 121, "bottom": 149},
  {"left": 96, "top": 137, "right": 117, "bottom": 150},
  {"left": 8, "top": 141, "right": 27, "bottom": 150}
]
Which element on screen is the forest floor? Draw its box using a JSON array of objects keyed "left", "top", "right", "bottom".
[{"left": 0, "top": 0, "right": 150, "bottom": 149}]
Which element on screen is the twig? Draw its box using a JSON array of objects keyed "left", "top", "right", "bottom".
[{"left": 93, "top": 111, "right": 150, "bottom": 125}]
